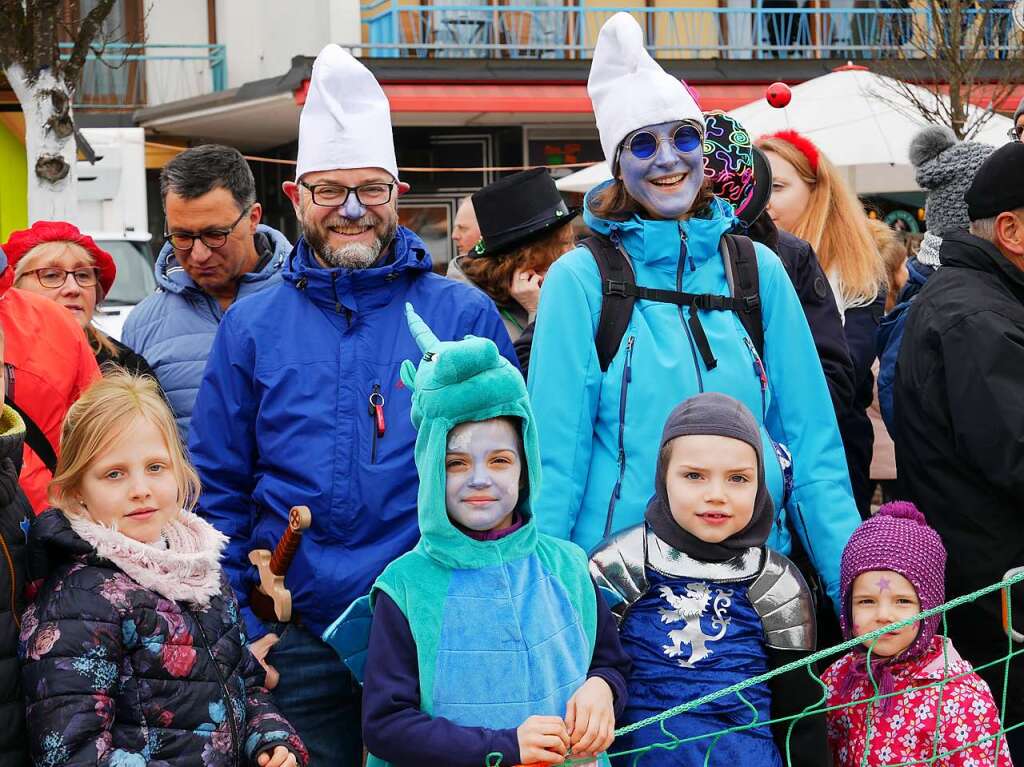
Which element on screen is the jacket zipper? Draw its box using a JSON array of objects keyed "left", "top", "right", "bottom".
[
  {"left": 0, "top": 532, "right": 18, "bottom": 629},
  {"left": 188, "top": 608, "right": 240, "bottom": 757},
  {"left": 743, "top": 336, "right": 768, "bottom": 421},
  {"left": 369, "top": 384, "right": 386, "bottom": 464},
  {"left": 676, "top": 231, "right": 705, "bottom": 391},
  {"left": 203, "top": 294, "right": 224, "bottom": 324},
  {"left": 604, "top": 335, "right": 635, "bottom": 538},
  {"left": 331, "top": 273, "right": 341, "bottom": 314}
]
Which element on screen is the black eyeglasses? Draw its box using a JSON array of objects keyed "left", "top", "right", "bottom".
[
  {"left": 26, "top": 267, "right": 99, "bottom": 289},
  {"left": 1007, "top": 125, "right": 1024, "bottom": 142},
  {"left": 623, "top": 124, "right": 704, "bottom": 160},
  {"left": 299, "top": 181, "right": 396, "bottom": 208},
  {"left": 164, "top": 205, "right": 251, "bottom": 251}
]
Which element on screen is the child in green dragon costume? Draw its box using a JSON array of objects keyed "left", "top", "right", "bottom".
[{"left": 326, "top": 305, "right": 630, "bottom": 767}]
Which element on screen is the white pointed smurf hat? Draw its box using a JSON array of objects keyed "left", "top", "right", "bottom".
[
  {"left": 587, "top": 13, "right": 704, "bottom": 167},
  {"left": 295, "top": 44, "right": 399, "bottom": 182}
]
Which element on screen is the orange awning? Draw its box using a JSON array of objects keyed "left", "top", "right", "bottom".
[{"left": 294, "top": 79, "right": 778, "bottom": 116}]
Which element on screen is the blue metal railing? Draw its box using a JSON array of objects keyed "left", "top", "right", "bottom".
[
  {"left": 58, "top": 42, "right": 227, "bottom": 108},
  {"left": 357, "top": 4, "right": 1020, "bottom": 60}
]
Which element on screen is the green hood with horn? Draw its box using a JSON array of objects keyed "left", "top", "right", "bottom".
[{"left": 398, "top": 302, "right": 542, "bottom": 568}]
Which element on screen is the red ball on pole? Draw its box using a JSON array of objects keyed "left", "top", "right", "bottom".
[{"left": 766, "top": 82, "right": 792, "bottom": 109}]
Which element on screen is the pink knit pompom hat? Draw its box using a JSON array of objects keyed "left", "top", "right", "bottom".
[{"left": 839, "top": 501, "right": 947, "bottom": 661}]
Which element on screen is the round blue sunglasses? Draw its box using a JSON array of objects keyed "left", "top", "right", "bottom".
[{"left": 624, "top": 124, "right": 703, "bottom": 159}]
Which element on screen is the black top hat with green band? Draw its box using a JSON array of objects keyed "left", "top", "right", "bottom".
[{"left": 470, "top": 168, "right": 579, "bottom": 258}]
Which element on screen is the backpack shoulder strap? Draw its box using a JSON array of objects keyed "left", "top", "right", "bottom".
[
  {"left": 581, "top": 235, "right": 636, "bottom": 373},
  {"left": 723, "top": 234, "right": 765, "bottom": 361},
  {"left": 6, "top": 398, "right": 57, "bottom": 474}
]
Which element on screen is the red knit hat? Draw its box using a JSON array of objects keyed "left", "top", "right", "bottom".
[{"left": 2, "top": 221, "right": 116, "bottom": 296}]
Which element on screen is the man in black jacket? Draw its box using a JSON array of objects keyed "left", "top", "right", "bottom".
[
  {"left": 0, "top": 321, "right": 29, "bottom": 766},
  {"left": 894, "top": 142, "right": 1024, "bottom": 758}
]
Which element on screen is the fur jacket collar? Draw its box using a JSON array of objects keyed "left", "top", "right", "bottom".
[{"left": 69, "top": 510, "right": 228, "bottom": 607}]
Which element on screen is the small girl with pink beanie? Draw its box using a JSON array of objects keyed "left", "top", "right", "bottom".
[{"left": 821, "top": 501, "right": 1013, "bottom": 767}]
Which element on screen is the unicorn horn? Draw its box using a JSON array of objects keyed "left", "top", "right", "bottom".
[{"left": 405, "top": 302, "right": 440, "bottom": 353}]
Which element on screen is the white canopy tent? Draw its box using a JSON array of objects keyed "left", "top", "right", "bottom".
[{"left": 556, "top": 66, "right": 1013, "bottom": 196}]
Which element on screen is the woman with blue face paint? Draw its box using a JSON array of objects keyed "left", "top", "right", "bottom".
[{"left": 526, "top": 12, "right": 860, "bottom": 622}]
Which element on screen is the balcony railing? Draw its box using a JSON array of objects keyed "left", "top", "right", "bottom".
[
  {"left": 359, "top": 4, "right": 1021, "bottom": 60},
  {"left": 59, "top": 42, "right": 227, "bottom": 109}
]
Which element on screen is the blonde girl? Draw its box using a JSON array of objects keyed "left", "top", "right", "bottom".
[{"left": 20, "top": 372, "right": 307, "bottom": 767}]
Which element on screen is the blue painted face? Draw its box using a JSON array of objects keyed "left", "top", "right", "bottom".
[
  {"left": 445, "top": 419, "right": 522, "bottom": 532},
  {"left": 617, "top": 120, "right": 705, "bottom": 220}
]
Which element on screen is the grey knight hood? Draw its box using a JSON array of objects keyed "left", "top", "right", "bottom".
[{"left": 644, "top": 392, "right": 774, "bottom": 561}]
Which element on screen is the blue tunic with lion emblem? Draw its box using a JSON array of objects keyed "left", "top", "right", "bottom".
[{"left": 615, "top": 569, "right": 782, "bottom": 767}]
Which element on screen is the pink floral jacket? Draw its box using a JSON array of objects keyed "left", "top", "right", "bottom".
[{"left": 822, "top": 636, "right": 1014, "bottom": 767}]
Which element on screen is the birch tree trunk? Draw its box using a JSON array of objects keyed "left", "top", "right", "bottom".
[{"left": 5, "top": 62, "right": 78, "bottom": 223}]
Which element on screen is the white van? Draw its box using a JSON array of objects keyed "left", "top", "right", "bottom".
[
  {"left": 89, "top": 232, "right": 155, "bottom": 341},
  {"left": 77, "top": 127, "right": 154, "bottom": 341}
]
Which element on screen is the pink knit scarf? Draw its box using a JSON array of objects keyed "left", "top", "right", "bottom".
[{"left": 69, "top": 510, "right": 228, "bottom": 607}]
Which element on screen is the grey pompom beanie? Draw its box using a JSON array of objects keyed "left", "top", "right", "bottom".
[{"left": 910, "top": 125, "right": 995, "bottom": 236}]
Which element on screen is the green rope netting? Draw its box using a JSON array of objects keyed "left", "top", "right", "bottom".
[{"left": 485, "top": 569, "right": 1024, "bottom": 767}]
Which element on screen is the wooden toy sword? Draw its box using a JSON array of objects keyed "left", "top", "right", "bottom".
[{"left": 249, "top": 505, "right": 312, "bottom": 623}]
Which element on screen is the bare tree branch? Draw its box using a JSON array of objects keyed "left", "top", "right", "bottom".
[
  {"left": 28, "top": 0, "right": 62, "bottom": 78},
  {"left": 64, "top": 0, "right": 118, "bottom": 84},
  {"left": 0, "top": 0, "right": 28, "bottom": 69},
  {"left": 875, "top": 0, "right": 1024, "bottom": 139}
]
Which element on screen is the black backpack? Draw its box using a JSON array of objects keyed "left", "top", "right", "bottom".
[{"left": 581, "top": 233, "right": 765, "bottom": 372}]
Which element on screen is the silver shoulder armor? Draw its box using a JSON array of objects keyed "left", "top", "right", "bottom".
[
  {"left": 748, "top": 550, "right": 816, "bottom": 651},
  {"left": 589, "top": 524, "right": 648, "bottom": 625}
]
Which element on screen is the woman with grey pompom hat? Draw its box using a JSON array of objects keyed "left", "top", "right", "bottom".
[
  {"left": 875, "top": 125, "right": 994, "bottom": 434},
  {"left": 909, "top": 125, "right": 995, "bottom": 272}
]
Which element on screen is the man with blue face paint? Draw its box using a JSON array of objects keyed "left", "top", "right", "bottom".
[
  {"left": 188, "top": 44, "right": 516, "bottom": 766},
  {"left": 528, "top": 12, "right": 860, "bottom": 624}
]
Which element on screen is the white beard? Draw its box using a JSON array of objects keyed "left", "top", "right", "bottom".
[{"left": 317, "top": 241, "right": 379, "bottom": 269}]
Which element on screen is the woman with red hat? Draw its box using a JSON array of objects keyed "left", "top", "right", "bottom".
[{"left": 4, "top": 221, "right": 154, "bottom": 377}]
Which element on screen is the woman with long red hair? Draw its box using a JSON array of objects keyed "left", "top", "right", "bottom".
[{"left": 756, "top": 131, "right": 887, "bottom": 517}]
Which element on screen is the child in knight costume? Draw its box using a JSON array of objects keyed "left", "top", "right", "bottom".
[
  {"left": 590, "top": 392, "right": 827, "bottom": 766},
  {"left": 349, "top": 306, "right": 630, "bottom": 767}
]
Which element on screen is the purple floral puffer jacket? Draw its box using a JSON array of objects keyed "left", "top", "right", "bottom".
[{"left": 19, "top": 508, "right": 308, "bottom": 767}]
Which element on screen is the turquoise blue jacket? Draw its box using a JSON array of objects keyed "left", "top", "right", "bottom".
[{"left": 527, "top": 186, "right": 858, "bottom": 609}]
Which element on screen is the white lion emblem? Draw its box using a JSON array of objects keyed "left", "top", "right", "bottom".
[{"left": 658, "top": 583, "right": 733, "bottom": 667}]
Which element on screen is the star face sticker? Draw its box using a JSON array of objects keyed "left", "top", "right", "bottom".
[{"left": 876, "top": 576, "right": 892, "bottom": 592}]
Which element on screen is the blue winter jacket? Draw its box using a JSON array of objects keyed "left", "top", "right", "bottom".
[
  {"left": 527, "top": 186, "right": 859, "bottom": 610},
  {"left": 122, "top": 225, "right": 290, "bottom": 438},
  {"left": 188, "top": 227, "right": 516, "bottom": 643},
  {"left": 876, "top": 257, "right": 935, "bottom": 435}
]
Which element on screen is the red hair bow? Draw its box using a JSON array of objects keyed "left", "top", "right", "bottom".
[{"left": 766, "top": 129, "right": 820, "bottom": 174}]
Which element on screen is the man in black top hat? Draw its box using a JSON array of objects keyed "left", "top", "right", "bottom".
[{"left": 894, "top": 141, "right": 1024, "bottom": 759}]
